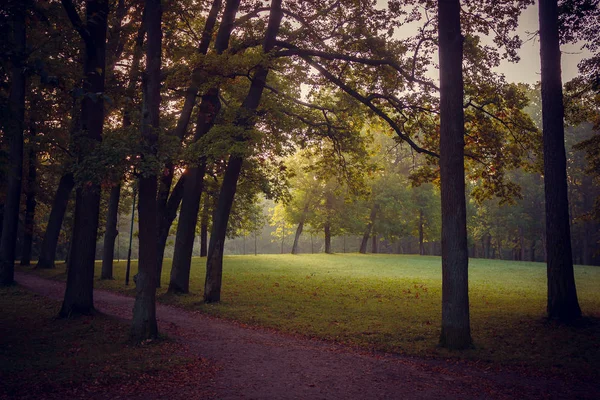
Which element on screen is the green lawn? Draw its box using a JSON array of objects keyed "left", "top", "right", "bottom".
[{"left": 26, "top": 254, "right": 600, "bottom": 375}]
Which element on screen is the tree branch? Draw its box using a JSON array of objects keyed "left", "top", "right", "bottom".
[
  {"left": 61, "top": 0, "right": 90, "bottom": 42},
  {"left": 299, "top": 55, "right": 439, "bottom": 158}
]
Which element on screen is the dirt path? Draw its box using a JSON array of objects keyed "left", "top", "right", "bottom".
[{"left": 14, "top": 272, "right": 597, "bottom": 399}]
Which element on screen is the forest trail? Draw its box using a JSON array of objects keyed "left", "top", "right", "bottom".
[{"left": 14, "top": 272, "right": 597, "bottom": 400}]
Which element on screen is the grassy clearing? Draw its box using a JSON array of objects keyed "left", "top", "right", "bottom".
[
  {"left": 25, "top": 254, "right": 600, "bottom": 375},
  {"left": 0, "top": 286, "right": 197, "bottom": 399}
]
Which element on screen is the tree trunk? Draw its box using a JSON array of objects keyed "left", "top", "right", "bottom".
[
  {"left": 59, "top": 0, "right": 109, "bottom": 317},
  {"left": 20, "top": 126, "right": 37, "bottom": 266},
  {"left": 0, "top": 1, "right": 26, "bottom": 286},
  {"left": 437, "top": 0, "right": 472, "bottom": 350},
  {"left": 156, "top": 173, "right": 186, "bottom": 272},
  {"left": 37, "top": 173, "right": 75, "bottom": 268},
  {"left": 359, "top": 204, "right": 377, "bottom": 254},
  {"left": 200, "top": 192, "right": 209, "bottom": 257},
  {"left": 371, "top": 233, "right": 378, "bottom": 254},
  {"left": 530, "top": 240, "right": 536, "bottom": 262},
  {"left": 169, "top": 91, "right": 220, "bottom": 293},
  {"left": 131, "top": 0, "right": 161, "bottom": 341},
  {"left": 324, "top": 222, "right": 332, "bottom": 254},
  {"left": 291, "top": 204, "right": 309, "bottom": 254},
  {"left": 538, "top": 0, "right": 581, "bottom": 323},
  {"left": 101, "top": 183, "right": 120, "bottom": 279},
  {"left": 204, "top": 0, "right": 283, "bottom": 303}
]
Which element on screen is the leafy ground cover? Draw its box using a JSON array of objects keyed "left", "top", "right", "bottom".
[
  {"left": 25, "top": 254, "right": 600, "bottom": 377},
  {"left": 0, "top": 286, "right": 213, "bottom": 399}
]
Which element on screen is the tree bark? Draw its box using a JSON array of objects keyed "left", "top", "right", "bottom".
[
  {"left": 324, "top": 222, "right": 332, "bottom": 254},
  {"left": 59, "top": 0, "right": 109, "bottom": 317},
  {"left": 204, "top": 0, "right": 283, "bottom": 303},
  {"left": 37, "top": 173, "right": 75, "bottom": 268},
  {"left": 359, "top": 204, "right": 377, "bottom": 254},
  {"left": 131, "top": 0, "right": 161, "bottom": 341},
  {"left": 0, "top": 0, "right": 26, "bottom": 286},
  {"left": 101, "top": 183, "right": 120, "bottom": 279},
  {"left": 20, "top": 125, "right": 38, "bottom": 266},
  {"left": 437, "top": 0, "right": 472, "bottom": 349},
  {"left": 538, "top": 0, "right": 581, "bottom": 323}
]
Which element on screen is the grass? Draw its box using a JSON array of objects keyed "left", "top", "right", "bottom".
[
  {"left": 24, "top": 253, "right": 600, "bottom": 376},
  {"left": 0, "top": 286, "right": 198, "bottom": 399}
]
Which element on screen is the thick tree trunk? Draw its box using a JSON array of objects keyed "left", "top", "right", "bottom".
[
  {"left": 101, "top": 183, "right": 120, "bottom": 279},
  {"left": 169, "top": 91, "right": 220, "bottom": 293},
  {"left": 0, "top": 1, "right": 26, "bottom": 286},
  {"left": 59, "top": 0, "right": 109, "bottom": 317},
  {"left": 359, "top": 204, "right": 377, "bottom": 254},
  {"left": 371, "top": 233, "right": 378, "bottom": 254},
  {"left": 204, "top": 0, "right": 282, "bottom": 303},
  {"left": 437, "top": 0, "right": 472, "bottom": 349},
  {"left": 538, "top": 0, "right": 581, "bottom": 323},
  {"left": 530, "top": 240, "right": 536, "bottom": 262},
  {"left": 324, "top": 222, "right": 332, "bottom": 254},
  {"left": 20, "top": 127, "right": 38, "bottom": 266},
  {"left": 131, "top": 0, "right": 161, "bottom": 341},
  {"left": 37, "top": 174, "right": 75, "bottom": 268}
]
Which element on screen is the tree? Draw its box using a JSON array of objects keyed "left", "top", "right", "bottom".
[
  {"left": 130, "top": 0, "right": 162, "bottom": 341},
  {"left": 58, "top": 0, "right": 109, "bottom": 316},
  {"left": 0, "top": 0, "right": 26, "bottom": 286},
  {"left": 168, "top": 0, "right": 234, "bottom": 294},
  {"left": 437, "top": 0, "right": 472, "bottom": 349},
  {"left": 204, "top": 0, "right": 284, "bottom": 302},
  {"left": 539, "top": 0, "right": 581, "bottom": 322}
]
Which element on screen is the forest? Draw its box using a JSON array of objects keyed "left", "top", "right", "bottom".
[{"left": 1, "top": 0, "right": 599, "bottom": 376}]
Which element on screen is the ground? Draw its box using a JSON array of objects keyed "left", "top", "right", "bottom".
[{"left": 3, "top": 271, "right": 598, "bottom": 399}]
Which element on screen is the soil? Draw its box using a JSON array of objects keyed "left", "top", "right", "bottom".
[{"left": 13, "top": 272, "right": 599, "bottom": 399}]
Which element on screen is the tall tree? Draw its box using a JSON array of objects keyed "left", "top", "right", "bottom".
[
  {"left": 204, "top": 0, "right": 284, "bottom": 302},
  {"left": 131, "top": 0, "right": 162, "bottom": 340},
  {"left": 437, "top": 0, "right": 472, "bottom": 349},
  {"left": 0, "top": 0, "right": 26, "bottom": 286},
  {"left": 538, "top": 0, "right": 581, "bottom": 322},
  {"left": 59, "top": 0, "right": 109, "bottom": 317},
  {"left": 168, "top": 0, "right": 235, "bottom": 294},
  {"left": 156, "top": 0, "right": 223, "bottom": 277},
  {"left": 101, "top": 10, "right": 146, "bottom": 280}
]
